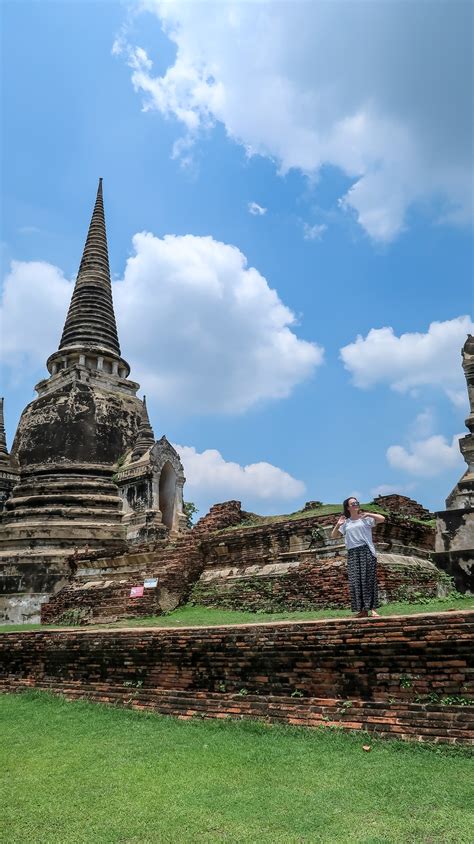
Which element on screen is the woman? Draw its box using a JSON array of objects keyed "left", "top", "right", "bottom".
[{"left": 331, "top": 498, "right": 385, "bottom": 618}]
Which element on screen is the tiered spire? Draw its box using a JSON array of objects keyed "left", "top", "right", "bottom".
[
  {"left": 59, "top": 179, "right": 121, "bottom": 355},
  {"left": 131, "top": 397, "right": 156, "bottom": 461},
  {"left": 0, "top": 398, "right": 9, "bottom": 459}
]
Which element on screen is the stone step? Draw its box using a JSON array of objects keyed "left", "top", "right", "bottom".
[
  {"left": 7, "top": 493, "right": 122, "bottom": 508},
  {"left": 2, "top": 507, "right": 123, "bottom": 523},
  {"left": 0, "top": 522, "right": 126, "bottom": 544}
]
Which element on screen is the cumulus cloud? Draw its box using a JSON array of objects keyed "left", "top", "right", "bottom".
[
  {"left": 114, "top": 231, "right": 322, "bottom": 412},
  {"left": 116, "top": 1, "right": 473, "bottom": 240},
  {"left": 1, "top": 234, "right": 322, "bottom": 410},
  {"left": 387, "top": 434, "right": 463, "bottom": 478},
  {"left": 175, "top": 444, "right": 305, "bottom": 507},
  {"left": 303, "top": 222, "right": 327, "bottom": 241},
  {"left": 0, "top": 260, "right": 72, "bottom": 378},
  {"left": 340, "top": 316, "right": 473, "bottom": 404},
  {"left": 409, "top": 409, "right": 436, "bottom": 440},
  {"left": 248, "top": 201, "right": 267, "bottom": 216}
]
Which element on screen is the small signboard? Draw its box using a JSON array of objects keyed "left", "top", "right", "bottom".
[
  {"left": 144, "top": 578, "right": 158, "bottom": 589},
  {"left": 130, "top": 585, "right": 144, "bottom": 598}
]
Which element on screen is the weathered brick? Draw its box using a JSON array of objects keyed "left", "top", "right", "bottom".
[{"left": 1, "top": 611, "right": 473, "bottom": 744}]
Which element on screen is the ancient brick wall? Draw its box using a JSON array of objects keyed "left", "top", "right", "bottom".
[
  {"left": 41, "top": 533, "right": 204, "bottom": 624},
  {"left": 191, "top": 512, "right": 440, "bottom": 612},
  {"left": 373, "top": 494, "right": 433, "bottom": 520},
  {"left": 193, "top": 500, "right": 247, "bottom": 534},
  {"left": 40, "top": 504, "right": 441, "bottom": 623},
  {"left": 199, "top": 513, "right": 435, "bottom": 574},
  {"left": 1, "top": 612, "right": 473, "bottom": 743},
  {"left": 191, "top": 555, "right": 446, "bottom": 612}
]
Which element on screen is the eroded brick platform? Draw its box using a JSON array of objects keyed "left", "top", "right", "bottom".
[{"left": 1, "top": 611, "right": 473, "bottom": 744}]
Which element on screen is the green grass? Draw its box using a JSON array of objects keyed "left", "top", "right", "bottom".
[
  {"left": 0, "top": 594, "right": 472, "bottom": 633},
  {"left": 217, "top": 502, "right": 435, "bottom": 532},
  {"left": 1, "top": 692, "right": 472, "bottom": 844}
]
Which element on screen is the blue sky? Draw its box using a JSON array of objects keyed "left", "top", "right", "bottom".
[{"left": 1, "top": 0, "right": 473, "bottom": 517}]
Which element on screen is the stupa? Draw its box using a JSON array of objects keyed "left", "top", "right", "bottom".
[
  {"left": 0, "top": 180, "right": 185, "bottom": 621},
  {"left": 434, "top": 335, "right": 474, "bottom": 592}
]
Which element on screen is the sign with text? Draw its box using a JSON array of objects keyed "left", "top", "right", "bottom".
[
  {"left": 144, "top": 578, "right": 158, "bottom": 589},
  {"left": 130, "top": 585, "right": 144, "bottom": 598}
]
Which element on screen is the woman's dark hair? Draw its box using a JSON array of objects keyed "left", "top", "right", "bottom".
[{"left": 342, "top": 497, "right": 357, "bottom": 519}]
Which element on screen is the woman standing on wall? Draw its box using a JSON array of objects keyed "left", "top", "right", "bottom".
[{"left": 331, "top": 498, "right": 385, "bottom": 618}]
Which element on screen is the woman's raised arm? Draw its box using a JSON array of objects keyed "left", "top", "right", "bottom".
[
  {"left": 362, "top": 511, "right": 385, "bottom": 524},
  {"left": 330, "top": 515, "right": 346, "bottom": 539}
]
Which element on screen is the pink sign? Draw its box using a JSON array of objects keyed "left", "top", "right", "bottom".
[{"left": 130, "top": 586, "right": 144, "bottom": 598}]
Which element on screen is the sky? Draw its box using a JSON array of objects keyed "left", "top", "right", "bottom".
[{"left": 1, "top": 0, "right": 473, "bottom": 518}]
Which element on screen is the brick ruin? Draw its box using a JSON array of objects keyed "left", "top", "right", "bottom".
[
  {"left": 1, "top": 180, "right": 472, "bottom": 744},
  {"left": 1, "top": 612, "right": 473, "bottom": 743},
  {"left": 39, "top": 496, "right": 448, "bottom": 625},
  {"left": 191, "top": 500, "right": 440, "bottom": 612},
  {"left": 372, "top": 493, "right": 433, "bottom": 520},
  {"left": 434, "top": 335, "right": 474, "bottom": 593},
  {"left": 0, "top": 181, "right": 187, "bottom": 624},
  {"left": 1, "top": 179, "right": 466, "bottom": 627}
]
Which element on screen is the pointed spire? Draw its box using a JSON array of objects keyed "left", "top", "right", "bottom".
[
  {"left": 131, "top": 396, "right": 156, "bottom": 461},
  {"left": 58, "top": 179, "right": 121, "bottom": 355},
  {"left": 0, "top": 398, "right": 9, "bottom": 458}
]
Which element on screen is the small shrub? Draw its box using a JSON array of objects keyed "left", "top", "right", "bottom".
[
  {"left": 183, "top": 501, "right": 199, "bottom": 528},
  {"left": 57, "top": 608, "right": 91, "bottom": 626}
]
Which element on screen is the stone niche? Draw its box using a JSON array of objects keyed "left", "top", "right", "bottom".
[{"left": 115, "top": 436, "right": 187, "bottom": 543}]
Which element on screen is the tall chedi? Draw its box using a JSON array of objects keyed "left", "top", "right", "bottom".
[
  {"left": 0, "top": 180, "right": 146, "bottom": 621},
  {"left": 434, "top": 335, "right": 474, "bottom": 594}
]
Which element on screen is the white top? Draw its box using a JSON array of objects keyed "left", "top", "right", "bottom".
[{"left": 339, "top": 517, "right": 376, "bottom": 557}]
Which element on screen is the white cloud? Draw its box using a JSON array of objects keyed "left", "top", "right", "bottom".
[
  {"left": 303, "top": 222, "right": 327, "bottom": 241},
  {"left": 446, "top": 388, "right": 469, "bottom": 409},
  {"left": 115, "top": 231, "right": 322, "bottom": 412},
  {"left": 175, "top": 444, "right": 305, "bottom": 505},
  {"left": 387, "top": 434, "right": 463, "bottom": 478},
  {"left": 409, "top": 409, "right": 435, "bottom": 440},
  {"left": 0, "top": 260, "right": 72, "bottom": 378},
  {"left": 248, "top": 201, "right": 267, "bottom": 216},
  {"left": 340, "top": 316, "right": 473, "bottom": 405},
  {"left": 117, "top": 1, "right": 473, "bottom": 241},
  {"left": 1, "top": 234, "right": 323, "bottom": 410}
]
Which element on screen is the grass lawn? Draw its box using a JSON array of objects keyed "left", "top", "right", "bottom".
[
  {"left": 1, "top": 693, "right": 472, "bottom": 844},
  {"left": 0, "top": 594, "right": 473, "bottom": 633}
]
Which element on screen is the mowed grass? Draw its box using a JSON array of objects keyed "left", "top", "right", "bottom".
[
  {"left": 1, "top": 594, "right": 473, "bottom": 633},
  {"left": 1, "top": 693, "right": 472, "bottom": 844},
  {"left": 103, "top": 594, "right": 474, "bottom": 629}
]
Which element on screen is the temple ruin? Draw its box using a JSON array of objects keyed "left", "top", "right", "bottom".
[
  {"left": 0, "top": 179, "right": 471, "bottom": 627},
  {"left": 434, "top": 334, "right": 474, "bottom": 593},
  {"left": 1, "top": 181, "right": 472, "bottom": 747},
  {"left": 0, "top": 180, "right": 186, "bottom": 622}
]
